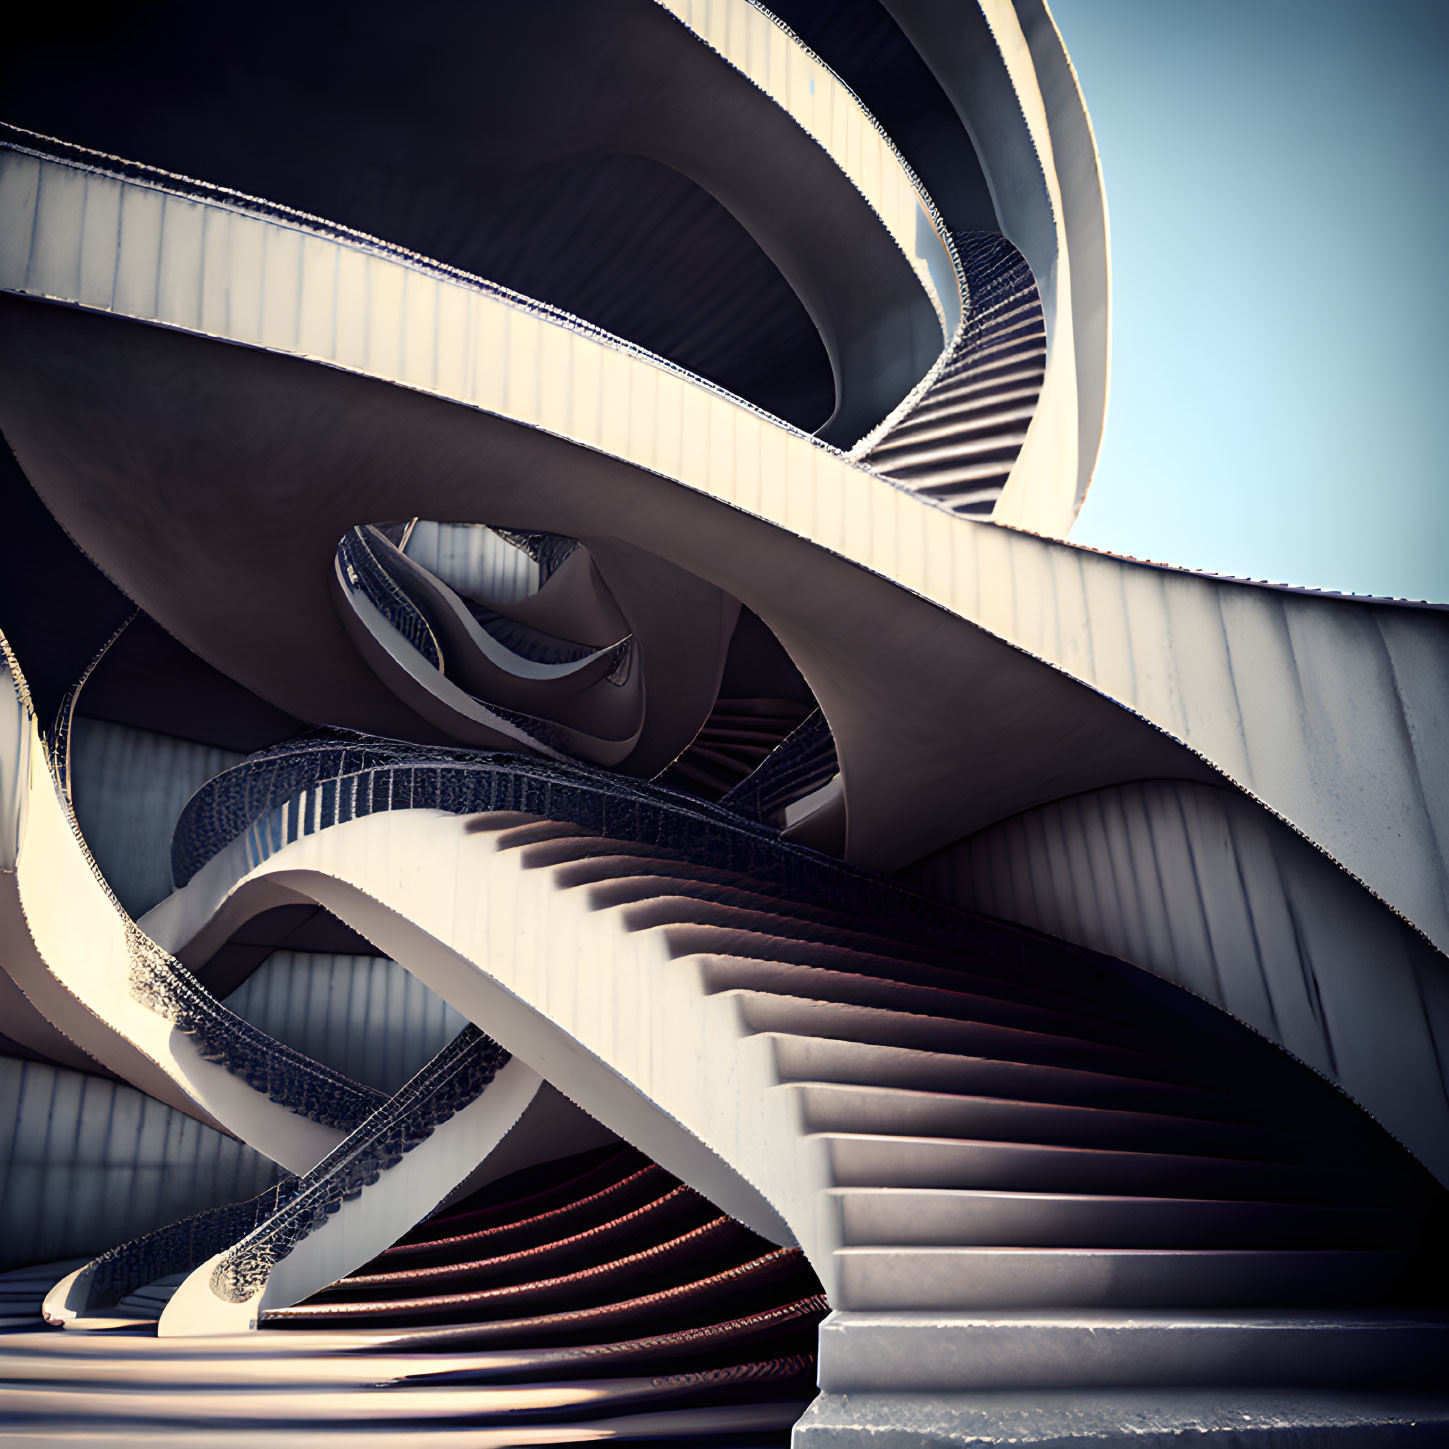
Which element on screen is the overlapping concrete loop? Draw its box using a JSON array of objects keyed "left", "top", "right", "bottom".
[
  {"left": 2, "top": 127, "right": 1443, "bottom": 953},
  {"left": 0, "top": 123, "right": 1153, "bottom": 840},
  {"left": 2, "top": 106, "right": 1448, "bottom": 1169},
  {"left": 0, "top": 0, "right": 952, "bottom": 448},
  {"left": 0, "top": 635, "right": 384, "bottom": 1174},
  {"left": 333, "top": 525, "right": 652, "bottom": 768}
]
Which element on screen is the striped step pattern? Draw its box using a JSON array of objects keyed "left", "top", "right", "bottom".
[
  {"left": 0, "top": 1307, "right": 818, "bottom": 1446},
  {"left": 659, "top": 696, "right": 813, "bottom": 800},
  {"left": 3, "top": 1149, "right": 825, "bottom": 1444},
  {"left": 0, "top": 1260, "right": 85, "bottom": 1328},
  {"left": 270, "top": 1143, "right": 825, "bottom": 1339},
  {"left": 719, "top": 708, "right": 839, "bottom": 824},
  {"left": 255, "top": 1142, "right": 826, "bottom": 1442},
  {"left": 474, "top": 815, "right": 1448, "bottom": 1392},
  {"left": 160, "top": 745, "right": 1449, "bottom": 1407},
  {"left": 865, "top": 231, "right": 1045, "bottom": 516},
  {"left": 113, "top": 1274, "right": 185, "bottom": 1322}
]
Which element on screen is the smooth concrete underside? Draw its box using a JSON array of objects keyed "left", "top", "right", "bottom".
[
  {"left": 4, "top": 126, "right": 1436, "bottom": 975},
  {"left": 0, "top": 0, "right": 949, "bottom": 443},
  {"left": 0, "top": 297, "right": 1213, "bottom": 870}
]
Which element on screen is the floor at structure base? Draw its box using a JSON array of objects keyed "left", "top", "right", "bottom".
[{"left": 791, "top": 1389, "right": 1449, "bottom": 1447}]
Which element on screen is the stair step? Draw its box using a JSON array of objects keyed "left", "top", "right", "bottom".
[
  {"left": 826, "top": 1188, "right": 1413, "bottom": 1250},
  {"left": 874, "top": 402, "right": 1039, "bottom": 451},
  {"left": 911, "top": 458, "right": 1025, "bottom": 490},
  {"left": 903, "top": 365, "right": 1045, "bottom": 420},
  {"left": 814, "top": 1308, "right": 1449, "bottom": 1392},
  {"left": 944, "top": 336, "right": 1044, "bottom": 375},
  {"left": 732, "top": 992, "right": 1229, "bottom": 1090},
  {"left": 872, "top": 429, "right": 1034, "bottom": 472},
  {"left": 517, "top": 836, "right": 698, "bottom": 871},
  {"left": 114, "top": 1272, "right": 185, "bottom": 1321},
  {"left": 883, "top": 384, "right": 1043, "bottom": 440},
  {"left": 536, "top": 841, "right": 1108, "bottom": 982},
  {"left": 833, "top": 1247, "right": 1429, "bottom": 1311},
  {"left": 621, "top": 898, "right": 1163, "bottom": 1024},
  {"left": 700, "top": 957, "right": 1205, "bottom": 1061},
  {"left": 320, "top": 1185, "right": 714, "bottom": 1297},
  {"left": 815, "top": 1133, "right": 1372, "bottom": 1205},
  {"left": 492, "top": 820, "right": 597, "bottom": 850},
  {"left": 545, "top": 850, "right": 1235, "bottom": 1021},
  {"left": 763, "top": 1033, "right": 1274, "bottom": 1125},
  {"left": 789, "top": 1083, "right": 1314, "bottom": 1163},
  {"left": 580, "top": 873, "right": 936, "bottom": 941},
  {"left": 601, "top": 885, "right": 998, "bottom": 972}
]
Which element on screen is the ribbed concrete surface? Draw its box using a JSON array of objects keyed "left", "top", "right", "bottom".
[
  {"left": 0, "top": 1057, "right": 276, "bottom": 1270},
  {"left": 906, "top": 778, "right": 1449, "bottom": 1188},
  {"left": 69, "top": 718, "right": 242, "bottom": 917}
]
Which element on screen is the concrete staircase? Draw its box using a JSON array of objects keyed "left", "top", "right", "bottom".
[
  {"left": 865, "top": 231, "right": 1046, "bottom": 517},
  {"left": 142, "top": 743, "right": 1449, "bottom": 1439},
  {"left": 481, "top": 817, "right": 1449, "bottom": 1405}
]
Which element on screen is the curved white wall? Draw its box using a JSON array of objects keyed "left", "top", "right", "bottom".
[
  {"left": 0, "top": 641, "right": 352, "bottom": 1173},
  {"left": 1011, "top": 0, "right": 1110, "bottom": 517},
  {"left": 661, "top": 0, "right": 962, "bottom": 350}
]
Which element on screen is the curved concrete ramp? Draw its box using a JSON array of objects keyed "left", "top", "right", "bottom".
[
  {"left": 1, "top": 635, "right": 382, "bottom": 1173},
  {"left": 159, "top": 1037, "right": 540, "bottom": 1335}
]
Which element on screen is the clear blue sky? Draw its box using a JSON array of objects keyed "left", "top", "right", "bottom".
[{"left": 1050, "top": 0, "right": 1449, "bottom": 601}]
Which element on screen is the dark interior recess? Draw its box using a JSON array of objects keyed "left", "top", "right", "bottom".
[
  {"left": 191, "top": 905, "right": 385, "bottom": 1000},
  {"left": 0, "top": 2, "right": 838, "bottom": 431},
  {"left": 0, "top": 443, "right": 304, "bottom": 752},
  {"left": 763, "top": 0, "right": 999, "bottom": 235}
]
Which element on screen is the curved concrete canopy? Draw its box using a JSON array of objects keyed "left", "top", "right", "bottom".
[
  {"left": 0, "top": 295, "right": 1212, "bottom": 868},
  {"left": 0, "top": 0, "right": 950, "bottom": 447},
  {"left": 1, "top": 141, "right": 1444, "bottom": 964},
  {"left": 762, "top": 0, "right": 1001, "bottom": 238}
]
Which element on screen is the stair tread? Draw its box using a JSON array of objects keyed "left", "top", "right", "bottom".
[
  {"left": 732, "top": 991, "right": 1243, "bottom": 1088},
  {"left": 793, "top": 1079, "right": 1308, "bottom": 1134}
]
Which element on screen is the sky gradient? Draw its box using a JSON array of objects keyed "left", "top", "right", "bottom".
[{"left": 1052, "top": 0, "right": 1449, "bottom": 602}]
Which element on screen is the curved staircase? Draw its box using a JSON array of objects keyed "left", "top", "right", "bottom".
[{"left": 143, "top": 735, "right": 1449, "bottom": 1431}]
